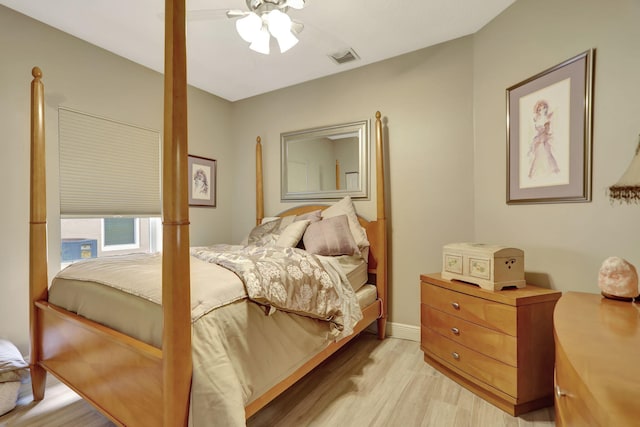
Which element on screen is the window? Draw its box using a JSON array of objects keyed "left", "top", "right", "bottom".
[
  {"left": 60, "top": 217, "right": 162, "bottom": 267},
  {"left": 57, "top": 108, "right": 162, "bottom": 268},
  {"left": 102, "top": 218, "right": 139, "bottom": 251}
]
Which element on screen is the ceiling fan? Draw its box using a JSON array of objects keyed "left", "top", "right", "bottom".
[{"left": 225, "top": 0, "right": 306, "bottom": 54}]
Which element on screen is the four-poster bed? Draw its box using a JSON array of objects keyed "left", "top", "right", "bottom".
[{"left": 27, "top": 1, "right": 388, "bottom": 426}]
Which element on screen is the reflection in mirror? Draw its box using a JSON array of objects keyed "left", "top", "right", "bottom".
[{"left": 281, "top": 120, "right": 369, "bottom": 201}]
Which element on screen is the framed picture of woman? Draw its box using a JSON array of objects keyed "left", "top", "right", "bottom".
[
  {"left": 506, "top": 49, "right": 594, "bottom": 204},
  {"left": 188, "top": 155, "right": 216, "bottom": 207}
]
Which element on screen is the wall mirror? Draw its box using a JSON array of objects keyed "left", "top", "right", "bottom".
[{"left": 281, "top": 119, "right": 369, "bottom": 201}]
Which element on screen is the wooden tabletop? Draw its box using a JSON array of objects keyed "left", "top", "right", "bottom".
[{"left": 554, "top": 291, "right": 640, "bottom": 424}]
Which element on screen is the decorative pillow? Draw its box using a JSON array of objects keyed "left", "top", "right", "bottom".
[
  {"left": 260, "top": 216, "right": 280, "bottom": 225},
  {"left": 303, "top": 215, "right": 360, "bottom": 256},
  {"left": 247, "top": 218, "right": 282, "bottom": 246},
  {"left": 244, "top": 212, "right": 322, "bottom": 247},
  {"left": 321, "top": 196, "right": 369, "bottom": 250},
  {"left": 295, "top": 210, "right": 322, "bottom": 223},
  {"left": 279, "top": 214, "right": 296, "bottom": 229},
  {"left": 276, "top": 220, "right": 311, "bottom": 248}
]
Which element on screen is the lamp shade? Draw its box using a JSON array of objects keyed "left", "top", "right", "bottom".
[
  {"left": 266, "top": 10, "right": 291, "bottom": 37},
  {"left": 609, "top": 135, "right": 640, "bottom": 203},
  {"left": 249, "top": 26, "right": 270, "bottom": 54},
  {"left": 274, "top": 30, "right": 298, "bottom": 53}
]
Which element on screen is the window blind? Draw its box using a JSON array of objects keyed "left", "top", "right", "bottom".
[{"left": 58, "top": 108, "right": 161, "bottom": 216}]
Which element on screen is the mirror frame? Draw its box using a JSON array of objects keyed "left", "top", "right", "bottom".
[{"left": 281, "top": 119, "right": 369, "bottom": 201}]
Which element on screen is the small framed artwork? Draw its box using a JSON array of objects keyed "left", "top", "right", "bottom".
[
  {"left": 506, "top": 49, "right": 594, "bottom": 204},
  {"left": 188, "top": 155, "right": 216, "bottom": 207}
]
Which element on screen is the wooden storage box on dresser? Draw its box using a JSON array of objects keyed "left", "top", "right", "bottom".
[{"left": 420, "top": 273, "right": 561, "bottom": 416}]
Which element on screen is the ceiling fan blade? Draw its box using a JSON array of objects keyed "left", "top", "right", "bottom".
[
  {"left": 226, "top": 9, "right": 249, "bottom": 18},
  {"left": 186, "top": 9, "right": 231, "bottom": 21},
  {"left": 285, "top": 0, "right": 305, "bottom": 9}
]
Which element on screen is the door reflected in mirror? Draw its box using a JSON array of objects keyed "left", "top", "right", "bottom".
[{"left": 281, "top": 120, "right": 369, "bottom": 201}]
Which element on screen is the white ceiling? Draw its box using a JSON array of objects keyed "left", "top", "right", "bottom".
[{"left": 1, "top": 0, "right": 515, "bottom": 101}]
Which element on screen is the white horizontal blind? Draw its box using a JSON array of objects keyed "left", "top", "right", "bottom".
[{"left": 58, "top": 107, "right": 161, "bottom": 216}]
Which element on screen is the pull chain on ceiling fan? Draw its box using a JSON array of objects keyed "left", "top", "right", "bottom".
[{"left": 227, "top": 0, "right": 305, "bottom": 54}]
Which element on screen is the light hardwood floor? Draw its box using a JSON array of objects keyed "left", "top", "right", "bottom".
[{"left": 0, "top": 334, "right": 555, "bottom": 426}]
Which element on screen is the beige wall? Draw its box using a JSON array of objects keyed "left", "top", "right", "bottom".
[
  {"left": 230, "top": 38, "right": 477, "bottom": 332},
  {"left": 0, "top": 5, "right": 233, "bottom": 353},
  {"left": 473, "top": 0, "right": 640, "bottom": 292}
]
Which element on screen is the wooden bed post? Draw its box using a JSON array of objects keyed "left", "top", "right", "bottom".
[
  {"left": 256, "top": 136, "right": 264, "bottom": 225},
  {"left": 162, "top": 0, "right": 191, "bottom": 426},
  {"left": 375, "top": 111, "right": 388, "bottom": 339},
  {"left": 29, "top": 66, "right": 48, "bottom": 400}
]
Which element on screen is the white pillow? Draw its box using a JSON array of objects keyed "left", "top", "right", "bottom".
[
  {"left": 321, "top": 196, "right": 369, "bottom": 250},
  {"left": 276, "top": 219, "right": 310, "bottom": 248},
  {"left": 0, "top": 339, "right": 28, "bottom": 384},
  {"left": 0, "top": 381, "right": 21, "bottom": 416}
]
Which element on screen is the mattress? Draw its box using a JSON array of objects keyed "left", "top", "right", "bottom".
[
  {"left": 329, "top": 254, "right": 369, "bottom": 292},
  {"left": 48, "top": 253, "right": 372, "bottom": 348}
]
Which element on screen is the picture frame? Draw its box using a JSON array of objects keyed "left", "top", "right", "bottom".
[
  {"left": 506, "top": 49, "right": 594, "bottom": 204},
  {"left": 188, "top": 155, "right": 216, "bottom": 207}
]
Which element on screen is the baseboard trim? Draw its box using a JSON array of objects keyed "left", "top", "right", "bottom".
[
  {"left": 367, "top": 321, "right": 420, "bottom": 342},
  {"left": 387, "top": 322, "right": 420, "bottom": 341}
]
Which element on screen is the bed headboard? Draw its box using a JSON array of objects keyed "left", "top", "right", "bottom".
[{"left": 254, "top": 111, "right": 387, "bottom": 324}]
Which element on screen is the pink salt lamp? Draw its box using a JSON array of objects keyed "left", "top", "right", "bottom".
[{"left": 598, "top": 257, "right": 639, "bottom": 301}]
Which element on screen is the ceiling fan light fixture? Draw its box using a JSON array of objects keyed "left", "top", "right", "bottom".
[
  {"left": 232, "top": 0, "right": 305, "bottom": 54},
  {"left": 236, "top": 12, "right": 262, "bottom": 43}
]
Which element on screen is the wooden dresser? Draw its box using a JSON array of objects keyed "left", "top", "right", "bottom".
[
  {"left": 420, "top": 273, "right": 561, "bottom": 415},
  {"left": 554, "top": 292, "right": 640, "bottom": 426}
]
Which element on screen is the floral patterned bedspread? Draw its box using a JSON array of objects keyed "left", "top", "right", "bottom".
[{"left": 190, "top": 244, "right": 362, "bottom": 338}]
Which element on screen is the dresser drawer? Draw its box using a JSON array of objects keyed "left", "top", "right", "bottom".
[
  {"left": 422, "top": 305, "right": 517, "bottom": 366},
  {"left": 423, "top": 327, "right": 517, "bottom": 397},
  {"left": 422, "top": 282, "right": 517, "bottom": 335}
]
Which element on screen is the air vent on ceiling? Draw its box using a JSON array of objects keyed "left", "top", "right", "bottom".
[{"left": 329, "top": 48, "right": 360, "bottom": 65}]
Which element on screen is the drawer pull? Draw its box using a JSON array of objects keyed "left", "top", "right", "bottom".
[
  {"left": 451, "top": 352, "right": 460, "bottom": 360},
  {"left": 451, "top": 302, "right": 460, "bottom": 310},
  {"left": 555, "top": 385, "right": 567, "bottom": 398},
  {"left": 451, "top": 327, "right": 460, "bottom": 335}
]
